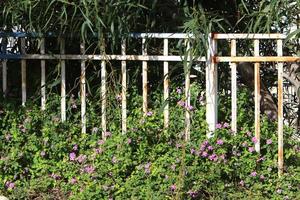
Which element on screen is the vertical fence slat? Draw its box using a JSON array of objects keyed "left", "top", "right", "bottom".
[
  {"left": 142, "top": 38, "right": 148, "bottom": 114},
  {"left": 101, "top": 59, "right": 107, "bottom": 138},
  {"left": 185, "top": 40, "right": 191, "bottom": 141},
  {"left": 254, "top": 39, "right": 260, "bottom": 153},
  {"left": 163, "top": 38, "right": 169, "bottom": 128},
  {"left": 206, "top": 34, "right": 218, "bottom": 137},
  {"left": 80, "top": 42, "right": 86, "bottom": 133},
  {"left": 121, "top": 39, "right": 127, "bottom": 135},
  {"left": 60, "top": 38, "right": 66, "bottom": 122},
  {"left": 277, "top": 39, "right": 284, "bottom": 176},
  {"left": 41, "top": 38, "right": 46, "bottom": 110},
  {"left": 230, "top": 39, "right": 237, "bottom": 134},
  {"left": 2, "top": 38, "right": 7, "bottom": 97},
  {"left": 21, "top": 37, "right": 26, "bottom": 106}
]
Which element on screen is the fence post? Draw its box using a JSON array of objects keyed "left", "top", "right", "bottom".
[
  {"left": 2, "top": 37, "right": 7, "bottom": 97},
  {"left": 41, "top": 38, "right": 46, "bottom": 110},
  {"left": 206, "top": 34, "right": 218, "bottom": 136},
  {"left": 21, "top": 37, "right": 26, "bottom": 106},
  {"left": 277, "top": 39, "right": 284, "bottom": 176},
  {"left": 185, "top": 40, "right": 191, "bottom": 141},
  {"left": 121, "top": 39, "right": 127, "bottom": 134},
  {"left": 163, "top": 38, "right": 169, "bottom": 128},
  {"left": 80, "top": 41, "right": 86, "bottom": 133},
  {"left": 101, "top": 40, "right": 107, "bottom": 138},
  {"left": 142, "top": 38, "right": 148, "bottom": 114},
  {"left": 230, "top": 39, "right": 237, "bottom": 134},
  {"left": 254, "top": 39, "right": 260, "bottom": 153},
  {"left": 60, "top": 38, "right": 66, "bottom": 122}
]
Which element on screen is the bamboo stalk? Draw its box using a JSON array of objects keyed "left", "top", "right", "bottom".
[
  {"left": 2, "top": 38, "right": 7, "bottom": 97},
  {"left": 101, "top": 60, "right": 107, "bottom": 138}
]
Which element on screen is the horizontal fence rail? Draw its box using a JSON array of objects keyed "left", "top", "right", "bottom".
[{"left": 1, "top": 32, "right": 299, "bottom": 176}]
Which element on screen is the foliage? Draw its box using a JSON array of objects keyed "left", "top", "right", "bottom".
[{"left": 0, "top": 84, "right": 299, "bottom": 199}]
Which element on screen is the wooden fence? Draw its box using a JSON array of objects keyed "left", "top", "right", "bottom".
[{"left": 0, "top": 32, "right": 299, "bottom": 175}]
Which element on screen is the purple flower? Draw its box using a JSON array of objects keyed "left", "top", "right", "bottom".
[
  {"left": 69, "top": 152, "right": 76, "bottom": 161},
  {"left": 72, "top": 144, "right": 78, "bottom": 151},
  {"left": 246, "top": 131, "right": 252, "bottom": 137},
  {"left": 251, "top": 137, "right": 258, "bottom": 144},
  {"left": 248, "top": 147, "right": 255, "bottom": 153},
  {"left": 239, "top": 180, "right": 245, "bottom": 187},
  {"left": 112, "top": 156, "right": 117, "bottom": 164},
  {"left": 70, "top": 177, "right": 77, "bottom": 184},
  {"left": 95, "top": 148, "right": 103, "bottom": 154},
  {"left": 257, "top": 156, "right": 265, "bottom": 162},
  {"left": 176, "top": 87, "right": 182, "bottom": 94},
  {"left": 98, "top": 139, "right": 105, "bottom": 145},
  {"left": 207, "top": 146, "right": 214, "bottom": 151},
  {"left": 105, "top": 131, "right": 112, "bottom": 137},
  {"left": 216, "top": 139, "right": 224, "bottom": 145},
  {"left": 186, "top": 105, "right": 194, "bottom": 111},
  {"left": 170, "top": 184, "right": 176, "bottom": 192},
  {"left": 190, "top": 148, "right": 196, "bottom": 154},
  {"left": 40, "top": 151, "right": 46, "bottom": 157},
  {"left": 6, "top": 181, "right": 15, "bottom": 190},
  {"left": 116, "top": 94, "right": 122, "bottom": 102},
  {"left": 208, "top": 154, "right": 217, "bottom": 161},
  {"left": 84, "top": 165, "right": 95, "bottom": 174},
  {"left": 50, "top": 173, "right": 61, "bottom": 180},
  {"left": 177, "top": 100, "right": 185, "bottom": 107},
  {"left": 127, "top": 138, "right": 132, "bottom": 144},
  {"left": 76, "top": 154, "right": 87, "bottom": 163},
  {"left": 188, "top": 190, "right": 198, "bottom": 198},
  {"left": 219, "top": 154, "right": 225, "bottom": 160},
  {"left": 146, "top": 111, "right": 153, "bottom": 116},
  {"left": 223, "top": 122, "right": 230, "bottom": 128},
  {"left": 203, "top": 140, "right": 209, "bottom": 146},
  {"left": 216, "top": 123, "right": 222, "bottom": 129},
  {"left": 144, "top": 162, "right": 151, "bottom": 174},
  {"left": 242, "top": 141, "right": 248, "bottom": 147},
  {"left": 266, "top": 139, "right": 272, "bottom": 145},
  {"left": 250, "top": 171, "right": 257, "bottom": 177},
  {"left": 201, "top": 151, "right": 208, "bottom": 158}
]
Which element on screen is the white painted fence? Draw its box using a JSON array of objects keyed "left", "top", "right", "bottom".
[{"left": 0, "top": 32, "right": 300, "bottom": 175}]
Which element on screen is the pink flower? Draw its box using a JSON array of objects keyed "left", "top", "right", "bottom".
[
  {"left": 242, "top": 141, "right": 248, "bottom": 147},
  {"left": 223, "top": 122, "right": 230, "bottom": 128},
  {"left": 6, "top": 181, "right": 15, "bottom": 189},
  {"left": 248, "top": 147, "right": 255, "bottom": 153},
  {"left": 266, "top": 139, "right": 272, "bottom": 145},
  {"left": 98, "top": 139, "right": 105, "bottom": 145},
  {"left": 84, "top": 165, "right": 95, "bottom": 174},
  {"left": 251, "top": 137, "right": 258, "bottom": 143},
  {"left": 76, "top": 154, "right": 87, "bottom": 163},
  {"left": 216, "top": 123, "right": 222, "bottom": 129},
  {"left": 70, "top": 177, "right": 77, "bottom": 184},
  {"left": 216, "top": 139, "right": 224, "bottom": 145},
  {"left": 201, "top": 151, "right": 208, "bottom": 158},
  {"left": 170, "top": 184, "right": 176, "bottom": 192},
  {"left": 239, "top": 180, "right": 245, "bottom": 186},
  {"left": 146, "top": 111, "right": 153, "bottom": 116},
  {"left": 177, "top": 100, "right": 185, "bottom": 107},
  {"left": 69, "top": 152, "right": 76, "bottom": 161},
  {"left": 127, "top": 138, "right": 132, "bottom": 144},
  {"left": 176, "top": 87, "right": 182, "bottom": 94},
  {"left": 250, "top": 171, "right": 257, "bottom": 177}
]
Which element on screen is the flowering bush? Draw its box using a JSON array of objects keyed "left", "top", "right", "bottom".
[{"left": 0, "top": 84, "right": 299, "bottom": 199}]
